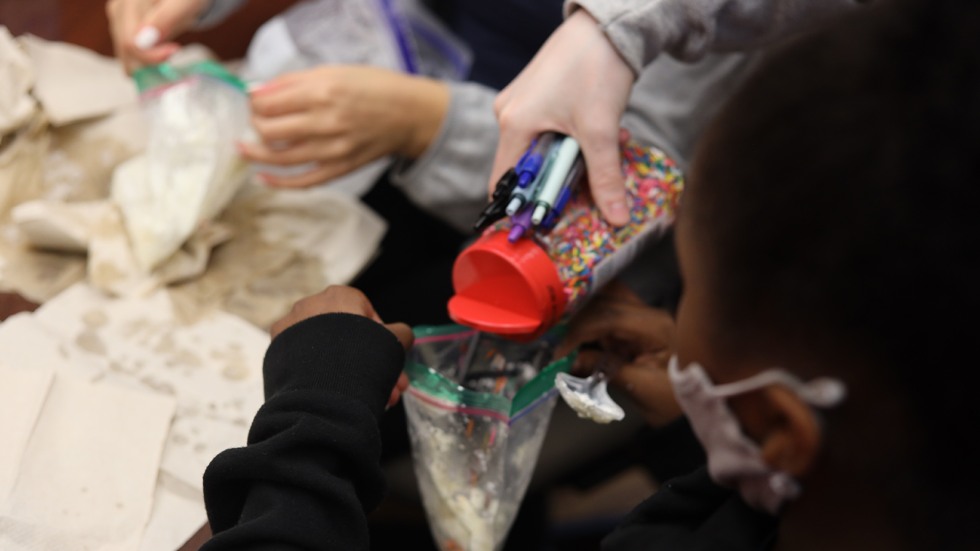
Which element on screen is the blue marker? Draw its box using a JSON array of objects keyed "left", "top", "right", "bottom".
[
  {"left": 541, "top": 154, "right": 585, "bottom": 231},
  {"left": 506, "top": 136, "right": 563, "bottom": 216},
  {"left": 531, "top": 137, "right": 581, "bottom": 225},
  {"left": 514, "top": 133, "right": 556, "bottom": 188}
]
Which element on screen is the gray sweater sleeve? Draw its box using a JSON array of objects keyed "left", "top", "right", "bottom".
[
  {"left": 567, "top": 0, "right": 866, "bottom": 73},
  {"left": 622, "top": 51, "right": 761, "bottom": 172},
  {"left": 387, "top": 54, "right": 759, "bottom": 232},
  {"left": 387, "top": 81, "right": 498, "bottom": 233}
]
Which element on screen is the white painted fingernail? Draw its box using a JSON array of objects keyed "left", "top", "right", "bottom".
[{"left": 134, "top": 26, "right": 160, "bottom": 50}]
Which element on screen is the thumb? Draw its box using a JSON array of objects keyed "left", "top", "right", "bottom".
[
  {"left": 579, "top": 124, "right": 629, "bottom": 226},
  {"left": 384, "top": 322, "right": 414, "bottom": 351}
]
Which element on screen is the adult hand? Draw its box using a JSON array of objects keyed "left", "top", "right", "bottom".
[
  {"left": 106, "top": 0, "right": 209, "bottom": 73},
  {"left": 557, "top": 282, "right": 681, "bottom": 427},
  {"left": 492, "top": 8, "right": 636, "bottom": 226},
  {"left": 271, "top": 286, "right": 413, "bottom": 409},
  {"left": 241, "top": 66, "right": 450, "bottom": 188}
]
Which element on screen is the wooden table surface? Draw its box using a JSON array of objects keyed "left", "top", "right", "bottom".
[{"left": 0, "top": 293, "right": 39, "bottom": 320}]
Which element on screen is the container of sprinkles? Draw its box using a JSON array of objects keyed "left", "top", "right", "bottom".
[{"left": 449, "top": 139, "right": 684, "bottom": 341}]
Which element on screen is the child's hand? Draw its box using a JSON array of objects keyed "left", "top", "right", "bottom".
[
  {"left": 557, "top": 282, "right": 682, "bottom": 427},
  {"left": 271, "top": 286, "right": 412, "bottom": 408}
]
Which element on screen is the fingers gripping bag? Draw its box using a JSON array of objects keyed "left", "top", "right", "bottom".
[
  {"left": 111, "top": 61, "right": 250, "bottom": 272},
  {"left": 404, "top": 325, "right": 574, "bottom": 551}
]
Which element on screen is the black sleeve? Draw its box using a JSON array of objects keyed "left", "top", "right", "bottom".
[
  {"left": 200, "top": 313, "right": 406, "bottom": 551},
  {"left": 636, "top": 417, "right": 706, "bottom": 484},
  {"left": 602, "top": 467, "right": 778, "bottom": 551}
]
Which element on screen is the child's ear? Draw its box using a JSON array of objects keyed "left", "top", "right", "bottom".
[{"left": 734, "top": 386, "right": 822, "bottom": 477}]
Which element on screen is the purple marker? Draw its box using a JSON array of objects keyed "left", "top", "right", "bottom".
[{"left": 508, "top": 205, "right": 535, "bottom": 242}]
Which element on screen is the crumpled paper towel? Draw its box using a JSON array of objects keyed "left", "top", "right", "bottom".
[
  {"left": 0, "top": 280, "right": 273, "bottom": 550},
  {"left": 0, "top": 33, "right": 144, "bottom": 220},
  {"left": 19, "top": 34, "right": 137, "bottom": 127},
  {"left": 12, "top": 200, "right": 234, "bottom": 297},
  {"left": 0, "top": 27, "right": 37, "bottom": 137},
  {"left": 23, "top": 33, "right": 146, "bottom": 203},
  {"left": 12, "top": 179, "right": 386, "bottom": 328},
  {"left": 0, "top": 365, "right": 54, "bottom": 501},
  {"left": 0, "top": 373, "right": 175, "bottom": 551},
  {"left": 0, "top": 33, "right": 139, "bottom": 301},
  {"left": 0, "top": 313, "right": 202, "bottom": 551},
  {"left": 0, "top": 366, "right": 175, "bottom": 551},
  {"left": 0, "top": 112, "right": 48, "bottom": 222},
  {"left": 0, "top": 34, "right": 388, "bottom": 332}
]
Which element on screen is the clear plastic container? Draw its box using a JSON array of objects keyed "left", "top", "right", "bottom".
[{"left": 449, "top": 141, "right": 684, "bottom": 341}]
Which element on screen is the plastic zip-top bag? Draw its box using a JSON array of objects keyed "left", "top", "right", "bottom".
[
  {"left": 242, "top": 0, "right": 473, "bottom": 83},
  {"left": 404, "top": 325, "right": 574, "bottom": 551},
  {"left": 111, "top": 61, "right": 250, "bottom": 272}
]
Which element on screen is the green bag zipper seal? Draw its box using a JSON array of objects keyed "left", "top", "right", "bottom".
[
  {"left": 132, "top": 60, "right": 247, "bottom": 94},
  {"left": 406, "top": 324, "right": 575, "bottom": 417},
  {"left": 411, "top": 323, "right": 569, "bottom": 343},
  {"left": 509, "top": 351, "right": 573, "bottom": 416},
  {"left": 412, "top": 323, "right": 475, "bottom": 340},
  {"left": 405, "top": 360, "right": 512, "bottom": 414}
]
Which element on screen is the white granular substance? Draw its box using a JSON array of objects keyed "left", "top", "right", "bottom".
[
  {"left": 430, "top": 475, "right": 497, "bottom": 551},
  {"left": 415, "top": 420, "right": 499, "bottom": 550},
  {"left": 407, "top": 382, "right": 557, "bottom": 551},
  {"left": 112, "top": 79, "right": 248, "bottom": 272}
]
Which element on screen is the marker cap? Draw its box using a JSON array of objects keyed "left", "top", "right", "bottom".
[{"left": 448, "top": 232, "right": 567, "bottom": 341}]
